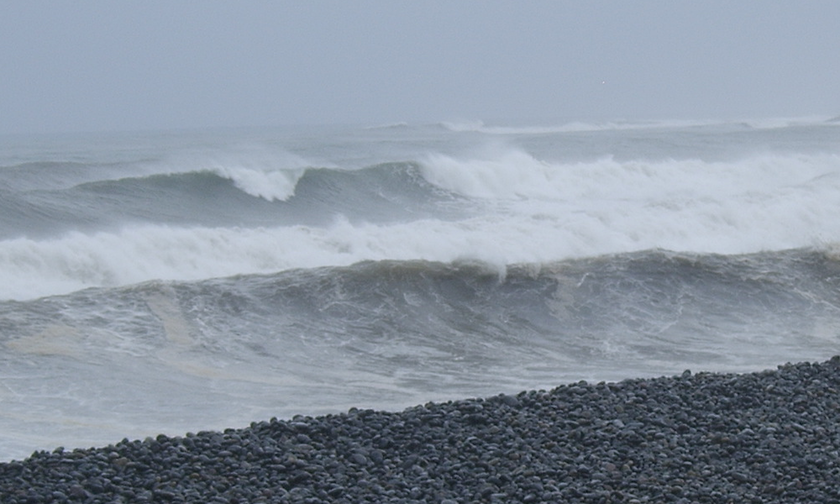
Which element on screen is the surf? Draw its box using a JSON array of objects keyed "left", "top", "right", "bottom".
[{"left": 2, "top": 119, "right": 840, "bottom": 461}]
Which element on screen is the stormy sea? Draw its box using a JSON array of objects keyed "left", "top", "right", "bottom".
[{"left": 2, "top": 117, "right": 840, "bottom": 465}]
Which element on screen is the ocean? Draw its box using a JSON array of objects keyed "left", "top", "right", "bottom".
[{"left": 1, "top": 117, "right": 839, "bottom": 461}]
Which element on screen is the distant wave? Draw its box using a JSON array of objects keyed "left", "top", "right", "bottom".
[
  {"left": 737, "top": 115, "right": 840, "bottom": 129},
  {"left": 73, "top": 161, "right": 451, "bottom": 205},
  {"left": 439, "top": 119, "right": 717, "bottom": 134},
  {"left": 74, "top": 168, "right": 305, "bottom": 202},
  {"left": 364, "top": 122, "right": 411, "bottom": 130},
  {"left": 140, "top": 144, "right": 336, "bottom": 201},
  {"left": 0, "top": 161, "right": 127, "bottom": 192},
  {"left": 439, "top": 116, "right": 838, "bottom": 134},
  {"left": 0, "top": 161, "right": 462, "bottom": 240}
]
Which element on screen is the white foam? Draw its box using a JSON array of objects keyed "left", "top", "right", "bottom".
[
  {"left": 3, "top": 146, "right": 839, "bottom": 301},
  {"left": 420, "top": 148, "right": 840, "bottom": 201},
  {"left": 2, "top": 173, "right": 839, "bottom": 302},
  {"left": 212, "top": 164, "right": 307, "bottom": 201},
  {"left": 148, "top": 144, "right": 334, "bottom": 201}
]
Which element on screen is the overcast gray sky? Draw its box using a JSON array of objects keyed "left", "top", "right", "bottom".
[{"left": 2, "top": 1, "right": 839, "bottom": 134}]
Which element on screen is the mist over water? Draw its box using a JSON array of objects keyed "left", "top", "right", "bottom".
[{"left": 1, "top": 118, "right": 840, "bottom": 461}]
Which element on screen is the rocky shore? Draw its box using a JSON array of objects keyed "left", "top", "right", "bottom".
[{"left": 3, "top": 358, "right": 840, "bottom": 503}]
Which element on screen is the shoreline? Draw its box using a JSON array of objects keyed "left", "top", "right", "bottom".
[{"left": 3, "top": 357, "right": 840, "bottom": 503}]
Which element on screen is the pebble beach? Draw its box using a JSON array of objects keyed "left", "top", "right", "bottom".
[{"left": 3, "top": 357, "right": 840, "bottom": 503}]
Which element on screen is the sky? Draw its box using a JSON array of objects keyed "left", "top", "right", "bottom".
[{"left": 2, "top": 1, "right": 839, "bottom": 134}]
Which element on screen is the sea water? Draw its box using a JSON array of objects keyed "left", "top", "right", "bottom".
[{"left": 1, "top": 117, "right": 839, "bottom": 460}]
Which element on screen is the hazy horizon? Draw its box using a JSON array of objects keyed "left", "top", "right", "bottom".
[{"left": 2, "top": 1, "right": 839, "bottom": 135}]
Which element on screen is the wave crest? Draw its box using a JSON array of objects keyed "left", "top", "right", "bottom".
[{"left": 154, "top": 145, "right": 330, "bottom": 201}]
